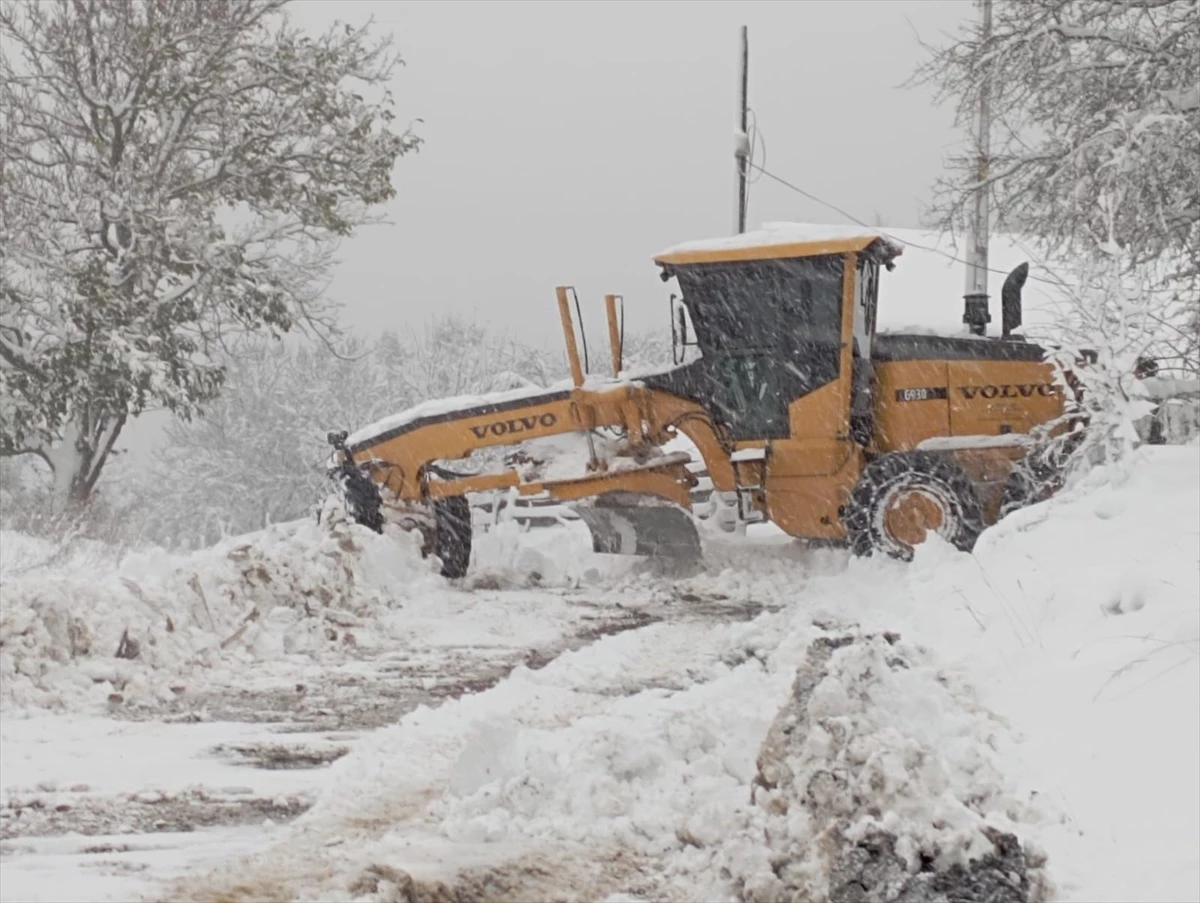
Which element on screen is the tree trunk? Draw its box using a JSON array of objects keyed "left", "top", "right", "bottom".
[{"left": 44, "top": 413, "right": 127, "bottom": 511}]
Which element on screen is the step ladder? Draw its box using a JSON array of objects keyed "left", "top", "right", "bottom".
[{"left": 730, "top": 446, "right": 769, "bottom": 525}]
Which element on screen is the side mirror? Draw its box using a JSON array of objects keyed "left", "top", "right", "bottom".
[
  {"left": 1002, "top": 262, "right": 1029, "bottom": 339},
  {"left": 327, "top": 430, "right": 348, "bottom": 448}
]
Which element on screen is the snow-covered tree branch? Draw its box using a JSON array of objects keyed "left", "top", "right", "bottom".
[
  {"left": 912, "top": 0, "right": 1199, "bottom": 374},
  {"left": 0, "top": 0, "right": 419, "bottom": 508}
]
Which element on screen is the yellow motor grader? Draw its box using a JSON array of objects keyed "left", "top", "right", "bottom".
[{"left": 326, "top": 225, "right": 1066, "bottom": 577}]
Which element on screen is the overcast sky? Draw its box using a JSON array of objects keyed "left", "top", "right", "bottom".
[
  {"left": 289, "top": 0, "right": 974, "bottom": 350},
  {"left": 120, "top": 0, "right": 977, "bottom": 458}
]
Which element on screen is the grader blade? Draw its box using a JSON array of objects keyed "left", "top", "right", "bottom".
[{"left": 574, "top": 492, "right": 702, "bottom": 560}]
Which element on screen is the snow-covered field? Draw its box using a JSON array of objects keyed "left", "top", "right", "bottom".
[{"left": 1, "top": 446, "right": 1197, "bottom": 902}]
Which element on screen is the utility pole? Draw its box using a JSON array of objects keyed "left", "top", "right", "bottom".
[
  {"left": 963, "top": 0, "right": 992, "bottom": 336},
  {"left": 733, "top": 25, "right": 749, "bottom": 235}
]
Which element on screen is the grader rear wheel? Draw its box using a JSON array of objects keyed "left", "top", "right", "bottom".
[
  {"left": 845, "top": 451, "right": 983, "bottom": 560},
  {"left": 882, "top": 489, "right": 947, "bottom": 547}
]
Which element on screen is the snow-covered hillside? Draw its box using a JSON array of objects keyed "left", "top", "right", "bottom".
[{"left": 3, "top": 445, "right": 1194, "bottom": 902}]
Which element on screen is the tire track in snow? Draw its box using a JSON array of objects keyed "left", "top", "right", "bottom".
[
  {"left": 165, "top": 594, "right": 794, "bottom": 903},
  {"left": 0, "top": 586, "right": 775, "bottom": 903}
]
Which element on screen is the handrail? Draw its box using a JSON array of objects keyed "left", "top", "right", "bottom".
[
  {"left": 555, "top": 285, "right": 585, "bottom": 387},
  {"left": 605, "top": 294, "right": 623, "bottom": 377}
]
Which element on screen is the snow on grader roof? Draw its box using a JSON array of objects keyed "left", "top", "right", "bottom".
[
  {"left": 654, "top": 222, "right": 905, "bottom": 265},
  {"left": 657, "top": 221, "right": 1077, "bottom": 339}
]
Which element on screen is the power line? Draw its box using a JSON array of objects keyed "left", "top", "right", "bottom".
[{"left": 747, "top": 161, "right": 1079, "bottom": 291}]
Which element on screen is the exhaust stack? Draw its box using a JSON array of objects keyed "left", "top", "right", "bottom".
[{"left": 1001, "top": 262, "right": 1029, "bottom": 339}]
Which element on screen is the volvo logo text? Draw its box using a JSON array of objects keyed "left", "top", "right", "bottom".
[
  {"left": 959, "top": 383, "right": 1059, "bottom": 400},
  {"left": 469, "top": 412, "right": 558, "bottom": 439}
]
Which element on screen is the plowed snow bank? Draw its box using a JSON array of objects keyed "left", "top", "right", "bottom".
[
  {"left": 179, "top": 446, "right": 1197, "bottom": 902},
  {"left": 733, "top": 633, "right": 1046, "bottom": 902},
  {"left": 5, "top": 445, "right": 1195, "bottom": 902},
  {"left": 0, "top": 503, "right": 438, "bottom": 709}
]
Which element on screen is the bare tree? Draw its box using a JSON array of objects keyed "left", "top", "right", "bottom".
[
  {"left": 118, "top": 317, "right": 556, "bottom": 548},
  {"left": 0, "top": 0, "right": 419, "bottom": 510},
  {"left": 132, "top": 334, "right": 387, "bottom": 547},
  {"left": 375, "top": 315, "right": 558, "bottom": 404},
  {"left": 618, "top": 329, "right": 674, "bottom": 374},
  {"left": 912, "top": 0, "right": 1199, "bottom": 373}
]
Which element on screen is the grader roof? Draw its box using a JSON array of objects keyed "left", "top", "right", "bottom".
[{"left": 654, "top": 222, "right": 904, "bottom": 266}]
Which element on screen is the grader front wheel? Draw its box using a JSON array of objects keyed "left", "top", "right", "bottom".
[
  {"left": 432, "top": 496, "right": 473, "bottom": 579},
  {"left": 845, "top": 451, "right": 983, "bottom": 560},
  {"left": 386, "top": 496, "right": 473, "bottom": 578}
]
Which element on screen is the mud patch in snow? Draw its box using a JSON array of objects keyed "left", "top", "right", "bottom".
[
  {"left": 209, "top": 741, "right": 352, "bottom": 770},
  {"left": 342, "top": 847, "right": 682, "bottom": 903},
  {"left": 109, "top": 600, "right": 660, "bottom": 731},
  {"left": 1, "top": 787, "right": 311, "bottom": 841}
]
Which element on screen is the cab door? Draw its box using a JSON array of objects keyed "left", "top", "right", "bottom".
[{"left": 850, "top": 256, "right": 880, "bottom": 445}]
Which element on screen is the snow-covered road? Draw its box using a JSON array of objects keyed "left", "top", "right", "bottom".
[
  {"left": 2, "top": 447, "right": 1197, "bottom": 902},
  {"left": 1, "top": 586, "right": 780, "bottom": 901},
  {"left": 1, "top": 536, "right": 785, "bottom": 902}
]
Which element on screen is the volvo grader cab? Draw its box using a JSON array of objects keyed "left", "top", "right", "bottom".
[{"left": 327, "top": 225, "right": 1066, "bottom": 577}]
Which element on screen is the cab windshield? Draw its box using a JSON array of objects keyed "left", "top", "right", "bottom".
[{"left": 662, "top": 254, "right": 845, "bottom": 439}]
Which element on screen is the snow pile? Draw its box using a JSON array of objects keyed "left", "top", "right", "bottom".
[
  {"left": 470, "top": 518, "right": 635, "bottom": 588},
  {"left": 420, "top": 625, "right": 1048, "bottom": 902},
  {"left": 897, "top": 446, "right": 1200, "bottom": 902},
  {"left": 0, "top": 501, "right": 438, "bottom": 710},
  {"left": 725, "top": 632, "right": 1046, "bottom": 903},
  {"left": 174, "top": 605, "right": 801, "bottom": 902},
  {"left": 432, "top": 634, "right": 781, "bottom": 856},
  {"left": 180, "top": 446, "right": 1197, "bottom": 902}
]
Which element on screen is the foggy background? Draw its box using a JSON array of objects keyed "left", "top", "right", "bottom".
[
  {"left": 289, "top": 0, "right": 970, "bottom": 346},
  {"left": 120, "top": 0, "right": 975, "bottom": 456}
]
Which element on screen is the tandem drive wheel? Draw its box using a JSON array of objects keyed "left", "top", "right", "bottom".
[{"left": 844, "top": 451, "right": 984, "bottom": 560}]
